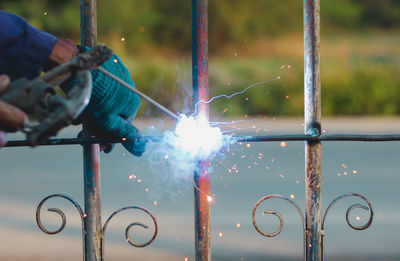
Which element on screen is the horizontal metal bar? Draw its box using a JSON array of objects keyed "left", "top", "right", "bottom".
[
  {"left": 4, "top": 134, "right": 400, "bottom": 148},
  {"left": 238, "top": 134, "right": 400, "bottom": 142},
  {"left": 320, "top": 134, "right": 400, "bottom": 141}
]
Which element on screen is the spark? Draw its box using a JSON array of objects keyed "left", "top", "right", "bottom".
[
  {"left": 353, "top": 170, "right": 358, "bottom": 174},
  {"left": 153, "top": 201, "right": 158, "bottom": 206},
  {"left": 43, "top": 12, "right": 48, "bottom": 15},
  {"left": 185, "top": 258, "right": 188, "bottom": 261},
  {"left": 236, "top": 223, "right": 241, "bottom": 228},
  {"left": 121, "top": 37, "right": 126, "bottom": 42},
  {"left": 356, "top": 216, "right": 361, "bottom": 221},
  {"left": 82, "top": 213, "right": 87, "bottom": 218},
  {"left": 137, "top": 179, "right": 142, "bottom": 183},
  {"left": 128, "top": 174, "right": 136, "bottom": 179},
  {"left": 218, "top": 232, "right": 223, "bottom": 237},
  {"left": 193, "top": 78, "right": 278, "bottom": 114},
  {"left": 280, "top": 141, "right": 287, "bottom": 147},
  {"left": 194, "top": 181, "right": 214, "bottom": 203},
  {"left": 290, "top": 194, "right": 295, "bottom": 199}
]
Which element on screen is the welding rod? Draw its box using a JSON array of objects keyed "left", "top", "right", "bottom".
[{"left": 97, "top": 66, "right": 180, "bottom": 121}]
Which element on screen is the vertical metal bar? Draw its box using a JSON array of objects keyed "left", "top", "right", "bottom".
[
  {"left": 304, "top": 0, "right": 322, "bottom": 260},
  {"left": 80, "top": 1, "right": 102, "bottom": 261},
  {"left": 191, "top": 0, "right": 211, "bottom": 260}
]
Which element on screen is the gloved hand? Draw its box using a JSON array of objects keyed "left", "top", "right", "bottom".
[
  {"left": 82, "top": 53, "right": 145, "bottom": 156},
  {"left": 61, "top": 49, "right": 145, "bottom": 156},
  {"left": 49, "top": 39, "right": 145, "bottom": 156}
]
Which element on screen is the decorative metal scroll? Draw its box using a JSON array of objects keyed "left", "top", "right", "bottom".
[
  {"left": 102, "top": 206, "right": 158, "bottom": 248},
  {"left": 321, "top": 193, "right": 374, "bottom": 260},
  {"left": 36, "top": 194, "right": 86, "bottom": 261},
  {"left": 322, "top": 193, "right": 374, "bottom": 231},
  {"left": 36, "top": 194, "right": 85, "bottom": 235},
  {"left": 36, "top": 195, "right": 158, "bottom": 260},
  {"left": 252, "top": 194, "right": 305, "bottom": 237},
  {"left": 252, "top": 193, "right": 306, "bottom": 260},
  {"left": 252, "top": 193, "right": 373, "bottom": 260}
]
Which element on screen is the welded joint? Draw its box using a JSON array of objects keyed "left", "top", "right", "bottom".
[
  {"left": 96, "top": 231, "right": 105, "bottom": 241},
  {"left": 310, "top": 127, "right": 320, "bottom": 137}
]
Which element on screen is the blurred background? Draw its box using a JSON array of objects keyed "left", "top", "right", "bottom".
[
  {"left": 1, "top": 1, "right": 400, "bottom": 261},
  {"left": 1, "top": 0, "right": 399, "bottom": 118}
]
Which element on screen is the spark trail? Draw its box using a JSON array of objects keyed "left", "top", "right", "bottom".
[{"left": 193, "top": 77, "right": 280, "bottom": 116}]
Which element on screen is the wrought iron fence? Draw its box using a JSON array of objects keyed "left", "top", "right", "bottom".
[{"left": 3, "top": 0, "right": 400, "bottom": 260}]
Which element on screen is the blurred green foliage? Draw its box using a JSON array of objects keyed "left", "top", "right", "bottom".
[{"left": 1, "top": 0, "right": 399, "bottom": 117}]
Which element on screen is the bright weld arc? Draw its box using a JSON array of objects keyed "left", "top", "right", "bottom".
[
  {"left": 99, "top": 65, "right": 237, "bottom": 160},
  {"left": 99, "top": 65, "right": 269, "bottom": 199}
]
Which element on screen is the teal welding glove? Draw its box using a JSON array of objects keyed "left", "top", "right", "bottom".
[
  {"left": 64, "top": 50, "right": 145, "bottom": 156},
  {"left": 86, "top": 54, "right": 145, "bottom": 156}
]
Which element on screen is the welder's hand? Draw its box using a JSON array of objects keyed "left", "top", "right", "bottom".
[
  {"left": 82, "top": 54, "right": 145, "bottom": 156},
  {"left": 0, "top": 75, "right": 28, "bottom": 146}
]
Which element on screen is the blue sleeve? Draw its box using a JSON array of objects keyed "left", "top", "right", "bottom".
[{"left": 0, "top": 10, "right": 58, "bottom": 80}]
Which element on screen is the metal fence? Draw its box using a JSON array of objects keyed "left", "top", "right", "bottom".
[{"left": 4, "top": 0, "right": 400, "bottom": 260}]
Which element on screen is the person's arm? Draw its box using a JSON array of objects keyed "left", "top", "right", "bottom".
[
  {"left": 0, "top": 11, "right": 144, "bottom": 156},
  {"left": 0, "top": 10, "right": 59, "bottom": 80}
]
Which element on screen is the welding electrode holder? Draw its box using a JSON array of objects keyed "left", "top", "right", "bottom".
[{"left": 0, "top": 45, "right": 113, "bottom": 146}]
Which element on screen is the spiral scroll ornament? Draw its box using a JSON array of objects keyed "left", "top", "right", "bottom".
[
  {"left": 323, "top": 193, "right": 374, "bottom": 231},
  {"left": 252, "top": 194, "right": 305, "bottom": 237},
  {"left": 36, "top": 194, "right": 85, "bottom": 235},
  {"left": 102, "top": 206, "right": 158, "bottom": 248}
]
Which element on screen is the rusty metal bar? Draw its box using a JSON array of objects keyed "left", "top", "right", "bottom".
[
  {"left": 80, "top": 0, "right": 102, "bottom": 260},
  {"left": 191, "top": 0, "right": 211, "bottom": 260},
  {"left": 6, "top": 133, "right": 400, "bottom": 147},
  {"left": 304, "top": 0, "right": 322, "bottom": 260}
]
